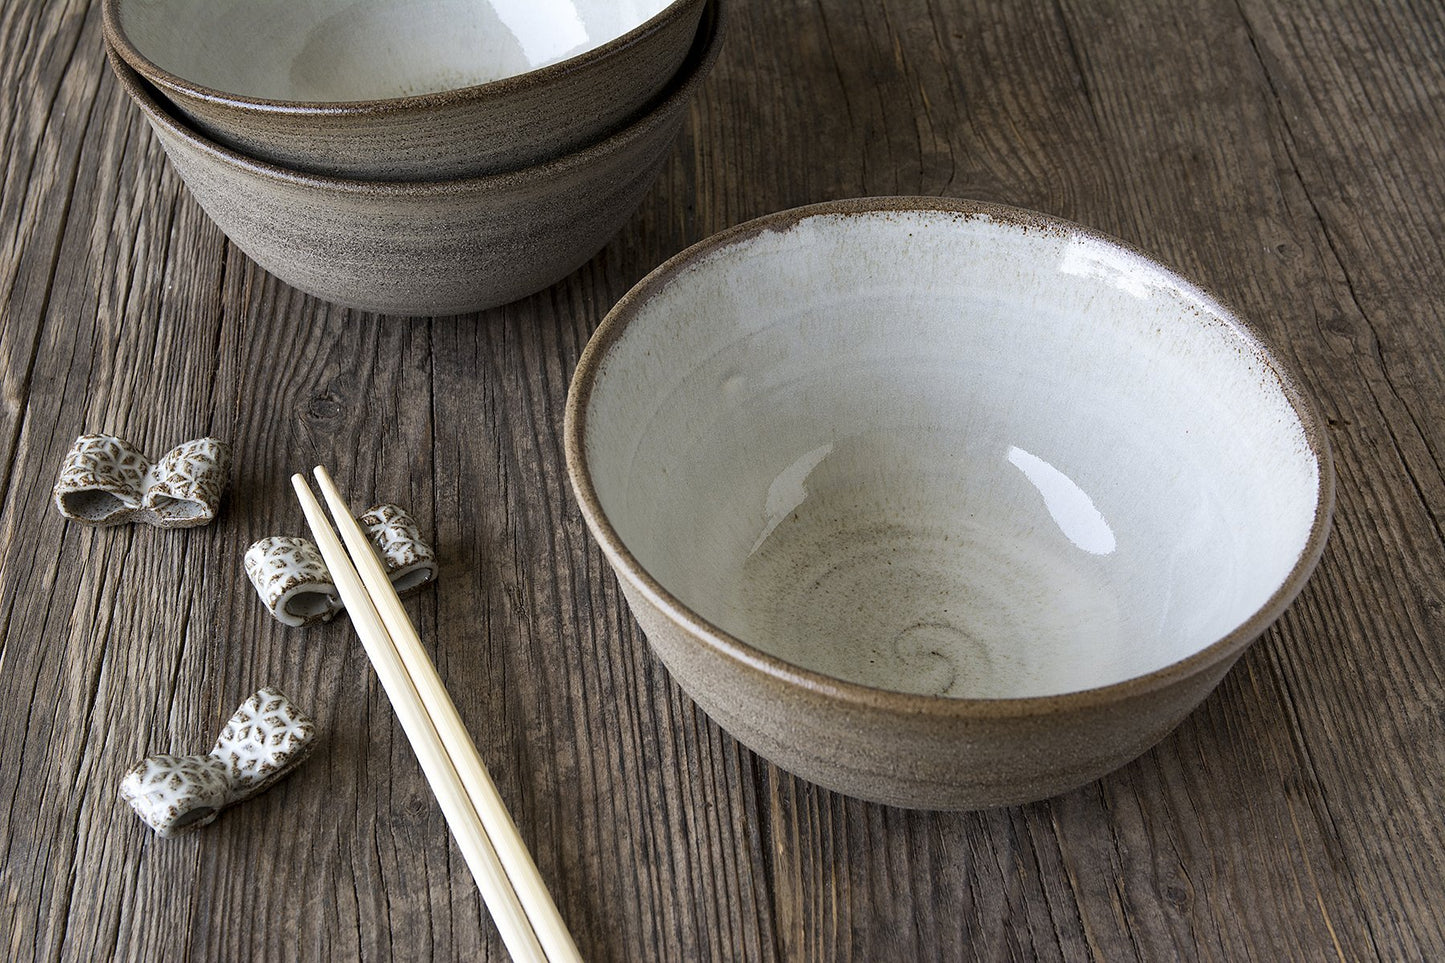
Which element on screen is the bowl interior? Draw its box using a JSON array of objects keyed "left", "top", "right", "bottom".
[
  {"left": 116, "top": 0, "right": 674, "bottom": 102},
  {"left": 579, "top": 205, "right": 1323, "bottom": 700}
]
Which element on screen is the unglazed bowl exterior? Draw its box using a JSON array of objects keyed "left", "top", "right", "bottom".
[
  {"left": 103, "top": 0, "right": 722, "bottom": 317},
  {"left": 103, "top": 0, "right": 708, "bottom": 180},
  {"left": 565, "top": 197, "right": 1334, "bottom": 810}
]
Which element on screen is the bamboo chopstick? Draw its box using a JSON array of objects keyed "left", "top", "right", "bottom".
[
  {"left": 291, "top": 474, "right": 554, "bottom": 963},
  {"left": 308, "top": 466, "right": 583, "bottom": 963}
]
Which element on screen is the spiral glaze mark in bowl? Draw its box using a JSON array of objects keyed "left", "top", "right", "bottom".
[{"left": 565, "top": 197, "right": 1334, "bottom": 810}]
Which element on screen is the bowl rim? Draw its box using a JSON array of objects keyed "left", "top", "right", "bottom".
[
  {"left": 564, "top": 196, "right": 1337, "bottom": 718},
  {"left": 103, "top": 0, "right": 722, "bottom": 197},
  {"left": 102, "top": 0, "right": 707, "bottom": 116}
]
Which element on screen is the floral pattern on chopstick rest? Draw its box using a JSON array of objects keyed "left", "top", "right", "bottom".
[
  {"left": 53, "top": 433, "right": 230, "bottom": 528},
  {"left": 119, "top": 687, "right": 317, "bottom": 837},
  {"left": 210, "top": 687, "right": 318, "bottom": 797},
  {"left": 53, "top": 434, "right": 152, "bottom": 524},
  {"left": 244, "top": 536, "right": 344, "bottom": 627},
  {"left": 119, "top": 754, "right": 232, "bottom": 836},
  {"left": 359, "top": 504, "right": 438, "bottom": 595},
  {"left": 140, "top": 437, "right": 232, "bottom": 527},
  {"left": 245, "top": 504, "right": 437, "bottom": 627}
]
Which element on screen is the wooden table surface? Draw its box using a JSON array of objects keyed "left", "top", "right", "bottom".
[{"left": 4, "top": 0, "right": 1444, "bottom": 959}]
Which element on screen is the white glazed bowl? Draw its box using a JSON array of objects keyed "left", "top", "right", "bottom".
[
  {"left": 566, "top": 197, "right": 1334, "bottom": 809},
  {"left": 103, "top": 0, "right": 709, "bottom": 179}
]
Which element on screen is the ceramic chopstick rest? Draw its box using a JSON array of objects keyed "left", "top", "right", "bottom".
[
  {"left": 53, "top": 433, "right": 230, "bottom": 528},
  {"left": 119, "top": 687, "right": 316, "bottom": 837},
  {"left": 244, "top": 536, "right": 344, "bottom": 628},
  {"left": 140, "top": 437, "right": 232, "bottom": 526},
  {"left": 244, "top": 504, "right": 438, "bottom": 626},
  {"left": 209, "top": 687, "right": 318, "bottom": 797},
  {"left": 52, "top": 435, "right": 151, "bottom": 524},
  {"left": 359, "top": 503, "right": 439, "bottom": 593},
  {"left": 119, "top": 755, "right": 232, "bottom": 836}
]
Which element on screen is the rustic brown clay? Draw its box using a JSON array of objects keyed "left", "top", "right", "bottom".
[
  {"left": 102, "top": 0, "right": 708, "bottom": 180},
  {"left": 103, "top": 0, "right": 722, "bottom": 317}
]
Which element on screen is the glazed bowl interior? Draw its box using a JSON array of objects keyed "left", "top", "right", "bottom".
[
  {"left": 114, "top": 0, "right": 674, "bottom": 102},
  {"left": 576, "top": 203, "right": 1325, "bottom": 700}
]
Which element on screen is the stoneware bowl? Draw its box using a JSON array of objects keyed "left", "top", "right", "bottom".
[
  {"left": 104, "top": 0, "right": 722, "bottom": 317},
  {"left": 103, "top": 0, "right": 708, "bottom": 179},
  {"left": 565, "top": 197, "right": 1335, "bottom": 810}
]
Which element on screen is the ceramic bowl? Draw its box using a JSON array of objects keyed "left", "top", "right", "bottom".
[
  {"left": 565, "top": 197, "right": 1334, "bottom": 810},
  {"left": 103, "top": 0, "right": 722, "bottom": 317},
  {"left": 103, "top": 0, "right": 708, "bottom": 179}
]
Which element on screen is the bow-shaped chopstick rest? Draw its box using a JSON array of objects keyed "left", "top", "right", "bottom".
[
  {"left": 53, "top": 434, "right": 230, "bottom": 528},
  {"left": 243, "top": 504, "right": 437, "bottom": 627},
  {"left": 120, "top": 687, "right": 316, "bottom": 837}
]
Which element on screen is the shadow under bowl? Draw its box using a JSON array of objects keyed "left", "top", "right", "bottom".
[{"left": 565, "top": 197, "right": 1334, "bottom": 810}]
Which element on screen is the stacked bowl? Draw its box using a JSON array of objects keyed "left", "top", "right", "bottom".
[{"left": 103, "top": 0, "right": 721, "bottom": 315}]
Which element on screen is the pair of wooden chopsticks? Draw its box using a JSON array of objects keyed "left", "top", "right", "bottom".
[{"left": 293, "top": 467, "right": 581, "bottom": 963}]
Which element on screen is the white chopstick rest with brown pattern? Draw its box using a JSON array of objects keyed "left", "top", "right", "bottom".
[
  {"left": 244, "top": 504, "right": 437, "bottom": 627},
  {"left": 53, "top": 434, "right": 230, "bottom": 528},
  {"left": 360, "top": 504, "right": 437, "bottom": 592},
  {"left": 119, "top": 687, "right": 316, "bottom": 837},
  {"left": 243, "top": 535, "right": 344, "bottom": 627}
]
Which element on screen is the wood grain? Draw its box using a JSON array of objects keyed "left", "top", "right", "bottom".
[{"left": 2, "top": 0, "right": 1443, "bottom": 959}]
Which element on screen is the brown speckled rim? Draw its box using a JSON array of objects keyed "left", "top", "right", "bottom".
[
  {"left": 102, "top": 0, "right": 707, "bottom": 116},
  {"left": 564, "top": 197, "right": 1337, "bottom": 718},
  {"left": 102, "top": 0, "right": 721, "bottom": 197}
]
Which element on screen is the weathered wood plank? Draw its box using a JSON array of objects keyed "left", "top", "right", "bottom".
[{"left": 1, "top": 0, "right": 1443, "bottom": 959}]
